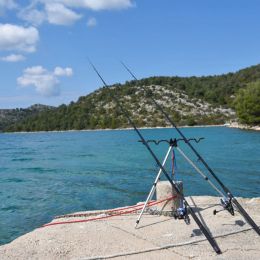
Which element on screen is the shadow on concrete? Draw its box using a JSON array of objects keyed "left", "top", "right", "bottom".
[
  {"left": 189, "top": 203, "right": 220, "bottom": 213},
  {"left": 222, "top": 220, "right": 246, "bottom": 227},
  {"left": 189, "top": 196, "right": 213, "bottom": 238},
  {"left": 191, "top": 228, "right": 203, "bottom": 237}
]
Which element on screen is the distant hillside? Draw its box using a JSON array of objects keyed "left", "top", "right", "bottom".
[
  {"left": 0, "top": 104, "right": 55, "bottom": 132},
  {"left": 4, "top": 64, "right": 260, "bottom": 132}
]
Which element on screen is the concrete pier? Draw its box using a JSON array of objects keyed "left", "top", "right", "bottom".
[
  {"left": 156, "top": 180, "right": 183, "bottom": 212},
  {"left": 0, "top": 196, "right": 259, "bottom": 260}
]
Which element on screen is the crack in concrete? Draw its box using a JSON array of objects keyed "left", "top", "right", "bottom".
[
  {"left": 105, "top": 221, "right": 190, "bottom": 259},
  {"left": 222, "top": 247, "right": 260, "bottom": 254}
]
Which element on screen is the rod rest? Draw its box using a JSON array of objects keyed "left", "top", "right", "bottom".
[{"left": 138, "top": 137, "right": 205, "bottom": 146}]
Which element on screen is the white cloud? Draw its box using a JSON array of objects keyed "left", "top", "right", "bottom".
[
  {"left": 0, "top": 24, "right": 39, "bottom": 52},
  {"left": 1, "top": 54, "right": 25, "bottom": 62},
  {"left": 17, "top": 0, "right": 134, "bottom": 26},
  {"left": 18, "top": 8, "right": 46, "bottom": 26},
  {"left": 18, "top": 1, "right": 82, "bottom": 26},
  {"left": 24, "top": 65, "right": 47, "bottom": 75},
  {"left": 0, "top": 0, "right": 16, "bottom": 8},
  {"left": 54, "top": 66, "right": 73, "bottom": 76},
  {"left": 87, "top": 17, "right": 97, "bottom": 27},
  {"left": 45, "top": 3, "right": 82, "bottom": 25},
  {"left": 17, "top": 65, "right": 73, "bottom": 97},
  {"left": 53, "top": 0, "right": 134, "bottom": 11},
  {"left": 0, "top": 0, "right": 17, "bottom": 15}
]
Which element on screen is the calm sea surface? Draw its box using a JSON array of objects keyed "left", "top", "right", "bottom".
[{"left": 0, "top": 127, "right": 259, "bottom": 245}]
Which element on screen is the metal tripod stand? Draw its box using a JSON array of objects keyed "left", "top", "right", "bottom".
[
  {"left": 135, "top": 145, "right": 173, "bottom": 228},
  {"left": 135, "top": 137, "right": 209, "bottom": 228}
]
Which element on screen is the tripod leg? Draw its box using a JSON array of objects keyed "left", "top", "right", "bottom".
[
  {"left": 135, "top": 146, "right": 172, "bottom": 228},
  {"left": 176, "top": 147, "right": 225, "bottom": 197}
]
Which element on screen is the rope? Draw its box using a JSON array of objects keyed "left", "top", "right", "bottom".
[
  {"left": 56, "top": 200, "right": 159, "bottom": 219},
  {"left": 42, "top": 195, "right": 177, "bottom": 228}
]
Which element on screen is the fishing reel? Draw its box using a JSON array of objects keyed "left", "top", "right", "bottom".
[
  {"left": 174, "top": 206, "right": 190, "bottom": 224},
  {"left": 213, "top": 197, "right": 235, "bottom": 216}
]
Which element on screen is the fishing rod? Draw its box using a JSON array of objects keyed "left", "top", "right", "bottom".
[
  {"left": 89, "top": 61, "right": 221, "bottom": 254},
  {"left": 121, "top": 61, "right": 260, "bottom": 235}
]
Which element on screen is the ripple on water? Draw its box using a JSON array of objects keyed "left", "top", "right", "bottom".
[
  {"left": 1, "top": 205, "right": 21, "bottom": 212},
  {"left": 78, "top": 154, "right": 96, "bottom": 158},
  {"left": 11, "top": 158, "right": 33, "bottom": 162},
  {"left": 20, "top": 167, "right": 60, "bottom": 174},
  {"left": 4, "top": 178, "right": 26, "bottom": 183}
]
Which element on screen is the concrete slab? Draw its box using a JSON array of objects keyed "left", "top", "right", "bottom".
[{"left": 0, "top": 196, "right": 259, "bottom": 260}]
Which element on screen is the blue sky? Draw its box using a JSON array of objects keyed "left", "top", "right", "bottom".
[{"left": 0, "top": 0, "right": 260, "bottom": 108}]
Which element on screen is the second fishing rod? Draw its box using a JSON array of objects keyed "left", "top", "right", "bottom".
[
  {"left": 89, "top": 60, "right": 221, "bottom": 254},
  {"left": 121, "top": 61, "right": 260, "bottom": 236}
]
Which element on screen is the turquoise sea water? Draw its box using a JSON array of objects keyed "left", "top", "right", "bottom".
[{"left": 0, "top": 127, "right": 259, "bottom": 245}]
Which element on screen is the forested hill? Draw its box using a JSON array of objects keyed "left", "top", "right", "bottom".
[
  {"left": 4, "top": 64, "right": 260, "bottom": 132},
  {"left": 0, "top": 104, "right": 54, "bottom": 131}
]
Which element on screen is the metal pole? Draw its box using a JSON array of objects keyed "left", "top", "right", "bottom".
[
  {"left": 135, "top": 145, "right": 172, "bottom": 228},
  {"left": 176, "top": 147, "right": 225, "bottom": 197}
]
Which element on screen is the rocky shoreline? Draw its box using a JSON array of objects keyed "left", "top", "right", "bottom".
[
  {"left": 2, "top": 123, "right": 260, "bottom": 134},
  {"left": 227, "top": 122, "right": 260, "bottom": 131},
  {"left": 0, "top": 124, "right": 230, "bottom": 134}
]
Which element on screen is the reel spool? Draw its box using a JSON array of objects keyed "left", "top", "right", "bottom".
[{"left": 213, "top": 197, "right": 235, "bottom": 216}]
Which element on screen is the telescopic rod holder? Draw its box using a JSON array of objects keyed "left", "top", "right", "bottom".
[
  {"left": 138, "top": 137, "right": 204, "bottom": 146},
  {"left": 140, "top": 137, "right": 236, "bottom": 217}
]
